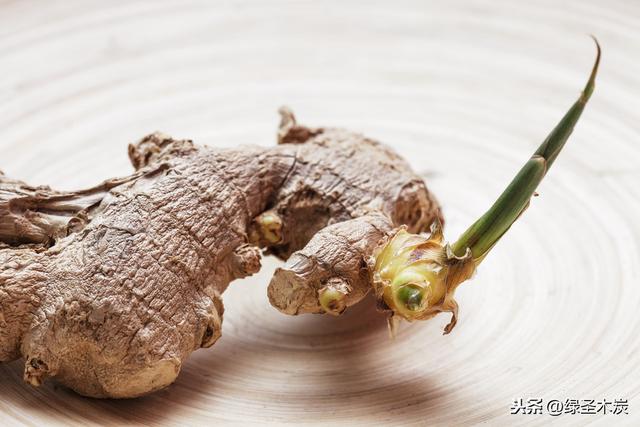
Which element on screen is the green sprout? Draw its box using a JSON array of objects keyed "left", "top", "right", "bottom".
[{"left": 373, "top": 38, "right": 601, "bottom": 334}]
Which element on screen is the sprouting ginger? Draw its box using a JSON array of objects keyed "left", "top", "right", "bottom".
[
  {"left": 0, "top": 39, "right": 599, "bottom": 399},
  {"left": 0, "top": 108, "right": 441, "bottom": 398}
]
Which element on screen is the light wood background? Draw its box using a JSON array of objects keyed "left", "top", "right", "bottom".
[{"left": 0, "top": 1, "right": 639, "bottom": 426}]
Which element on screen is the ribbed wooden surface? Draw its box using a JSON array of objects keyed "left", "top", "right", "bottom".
[{"left": 1, "top": 1, "right": 639, "bottom": 425}]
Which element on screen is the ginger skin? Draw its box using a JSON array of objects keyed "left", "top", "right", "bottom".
[{"left": 0, "top": 108, "right": 441, "bottom": 398}]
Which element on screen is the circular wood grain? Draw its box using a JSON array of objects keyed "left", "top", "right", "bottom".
[{"left": 1, "top": 1, "right": 639, "bottom": 425}]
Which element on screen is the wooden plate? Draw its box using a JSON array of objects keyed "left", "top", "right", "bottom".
[{"left": 1, "top": 1, "right": 638, "bottom": 425}]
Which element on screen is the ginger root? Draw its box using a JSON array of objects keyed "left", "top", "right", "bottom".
[{"left": 0, "top": 108, "right": 441, "bottom": 398}]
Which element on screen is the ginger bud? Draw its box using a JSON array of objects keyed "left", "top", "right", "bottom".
[{"left": 318, "top": 278, "right": 351, "bottom": 315}]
